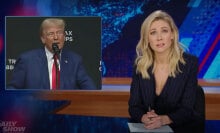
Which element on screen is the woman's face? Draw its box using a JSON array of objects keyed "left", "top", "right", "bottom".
[{"left": 148, "top": 19, "right": 174, "bottom": 55}]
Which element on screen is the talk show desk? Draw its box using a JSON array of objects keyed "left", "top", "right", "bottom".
[
  {"left": 37, "top": 77, "right": 220, "bottom": 120},
  {"left": 37, "top": 90, "right": 130, "bottom": 117},
  {"left": 37, "top": 89, "right": 220, "bottom": 120}
]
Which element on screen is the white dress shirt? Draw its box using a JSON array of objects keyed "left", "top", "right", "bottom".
[{"left": 45, "top": 47, "right": 60, "bottom": 89}]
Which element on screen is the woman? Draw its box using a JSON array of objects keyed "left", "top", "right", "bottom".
[{"left": 128, "top": 10, "right": 204, "bottom": 132}]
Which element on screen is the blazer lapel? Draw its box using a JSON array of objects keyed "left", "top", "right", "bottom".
[
  {"left": 145, "top": 66, "right": 156, "bottom": 107},
  {"left": 37, "top": 49, "right": 50, "bottom": 89},
  {"left": 60, "top": 49, "right": 69, "bottom": 89}
]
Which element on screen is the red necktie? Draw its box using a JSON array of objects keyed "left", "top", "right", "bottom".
[{"left": 52, "top": 55, "right": 60, "bottom": 90}]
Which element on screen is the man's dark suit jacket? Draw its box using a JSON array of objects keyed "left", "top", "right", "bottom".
[
  {"left": 128, "top": 53, "right": 203, "bottom": 132},
  {"left": 7, "top": 48, "right": 97, "bottom": 90}
]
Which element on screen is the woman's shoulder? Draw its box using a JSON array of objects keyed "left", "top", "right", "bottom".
[{"left": 183, "top": 52, "right": 198, "bottom": 63}]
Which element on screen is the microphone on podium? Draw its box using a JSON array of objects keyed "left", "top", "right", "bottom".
[
  {"left": 52, "top": 43, "right": 60, "bottom": 55},
  {"left": 52, "top": 43, "right": 61, "bottom": 61}
]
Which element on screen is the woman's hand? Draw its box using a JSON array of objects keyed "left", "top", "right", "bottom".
[
  {"left": 144, "top": 115, "right": 163, "bottom": 129},
  {"left": 141, "top": 110, "right": 162, "bottom": 129},
  {"left": 141, "top": 110, "right": 172, "bottom": 129}
]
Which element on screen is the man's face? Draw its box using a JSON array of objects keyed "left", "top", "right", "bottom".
[{"left": 41, "top": 25, "right": 65, "bottom": 53}]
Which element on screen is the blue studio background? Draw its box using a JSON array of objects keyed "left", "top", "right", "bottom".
[{"left": 0, "top": 0, "right": 220, "bottom": 133}]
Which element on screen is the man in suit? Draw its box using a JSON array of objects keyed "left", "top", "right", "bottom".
[{"left": 7, "top": 18, "right": 97, "bottom": 90}]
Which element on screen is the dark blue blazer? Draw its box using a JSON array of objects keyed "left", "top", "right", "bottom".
[
  {"left": 129, "top": 53, "right": 201, "bottom": 132},
  {"left": 7, "top": 48, "right": 97, "bottom": 90}
]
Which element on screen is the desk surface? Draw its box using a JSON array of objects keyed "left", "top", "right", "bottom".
[
  {"left": 102, "top": 78, "right": 220, "bottom": 87},
  {"left": 37, "top": 86, "right": 220, "bottom": 120}
]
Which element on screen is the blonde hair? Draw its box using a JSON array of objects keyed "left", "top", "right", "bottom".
[
  {"left": 135, "top": 10, "right": 185, "bottom": 79},
  {"left": 40, "top": 18, "right": 66, "bottom": 36}
]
